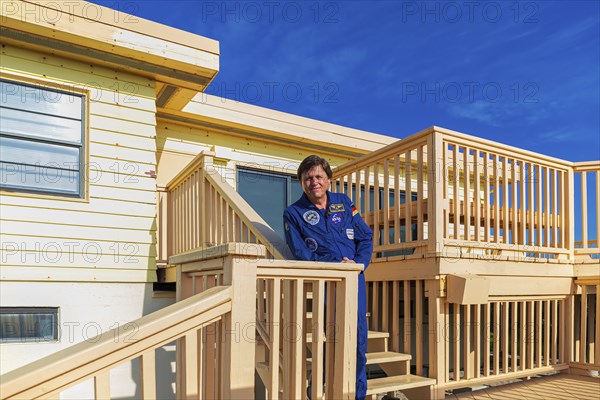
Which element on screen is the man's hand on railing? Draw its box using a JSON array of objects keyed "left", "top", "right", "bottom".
[{"left": 341, "top": 257, "right": 356, "bottom": 263}]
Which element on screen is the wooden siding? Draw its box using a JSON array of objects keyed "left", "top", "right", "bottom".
[
  {"left": 155, "top": 120, "right": 356, "bottom": 188},
  {"left": 0, "top": 44, "right": 158, "bottom": 283}
]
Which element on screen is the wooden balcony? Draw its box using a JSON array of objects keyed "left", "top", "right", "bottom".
[{"left": 1, "top": 127, "right": 597, "bottom": 399}]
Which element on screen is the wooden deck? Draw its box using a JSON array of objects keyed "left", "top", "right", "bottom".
[{"left": 446, "top": 374, "right": 600, "bottom": 400}]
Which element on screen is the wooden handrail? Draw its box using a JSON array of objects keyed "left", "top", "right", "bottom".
[
  {"left": 173, "top": 243, "right": 361, "bottom": 400},
  {"left": 165, "top": 150, "right": 289, "bottom": 260},
  {"left": 0, "top": 286, "right": 232, "bottom": 400},
  {"left": 203, "top": 168, "right": 289, "bottom": 259}
]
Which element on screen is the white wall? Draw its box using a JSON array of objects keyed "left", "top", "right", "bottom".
[{"left": 0, "top": 281, "right": 176, "bottom": 400}]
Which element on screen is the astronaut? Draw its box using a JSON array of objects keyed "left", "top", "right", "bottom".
[{"left": 283, "top": 155, "right": 373, "bottom": 400}]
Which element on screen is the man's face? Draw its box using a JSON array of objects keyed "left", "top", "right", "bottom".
[{"left": 301, "top": 165, "right": 330, "bottom": 205}]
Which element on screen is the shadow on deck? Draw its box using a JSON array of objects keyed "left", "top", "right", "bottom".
[{"left": 446, "top": 373, "right": 600, "bottom": 399}]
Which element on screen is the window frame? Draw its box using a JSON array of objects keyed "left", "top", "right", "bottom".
[
  {"left": 0, "top": 307, "right": 60, "bottom": 343},
  {"left": 0, "top": 77, "right": 88, "bottom": 200}
]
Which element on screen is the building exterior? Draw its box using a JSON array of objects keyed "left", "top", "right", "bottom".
[
  {"left": 0, "top": 2, "right": 394, "bottom": 398},
  {"left": 1, "top": 2, "right": 598, "bottom": 400}
]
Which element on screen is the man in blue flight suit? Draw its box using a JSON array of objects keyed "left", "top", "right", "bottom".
[{"left": 283, "top": 155, "right": 373, "bottom": 400}]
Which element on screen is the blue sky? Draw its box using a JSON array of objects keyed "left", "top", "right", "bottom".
[{"left": 92, "top": 0, "right": 599, "bottom": 163}]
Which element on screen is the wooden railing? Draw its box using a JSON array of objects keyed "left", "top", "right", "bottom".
[
  {"left": 571, "top": 277, "right": 600, "bottom": 374},
  {"left": 573, "top": 162, "right": 600, "bottom": 260},
  {"left": 441, "top": 296, "right": 569, "bottom": 389},
  {"left": 365, "top": 278, "right": 574, "bottom": 394},
  {"left": 158, "top": 151, "right": 288, "bottom": 266},
  {"left": 333, "top": 127, "right": 600, "bottom": 262},
  {"left": 0, "top": 286, "right": 233, "bottom": 400},
  {"left": 171, "top": 243, "right": 361, "bottom": 399},
  {"left": 333, "top": 128, "right": 433, "bottom": 256}
]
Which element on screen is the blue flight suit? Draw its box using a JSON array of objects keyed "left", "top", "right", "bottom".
[{"left": 283, "top": 191, "right": 373, "bottom": 400}]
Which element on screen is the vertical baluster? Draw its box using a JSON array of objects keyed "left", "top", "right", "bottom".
[
  {"left": 404, "top": 281, "right": 412, "bottom": 355},
  {"left": 474, "top": 304, "right": 481, "bottom": 378},
  {"left": 582, "top": 171, "right": 589, "bottom": 248},
  {"left": 374, "top": 163, "right": 380, "bottom": 246},
  {"left": 464, "top": 304, "right": 472, "bottom": 380},
  {"left": 364, "top": 166, "right": 371, "bottom": 227},
  {"left": 94, "top": 370, "right": 110, "bottom": 400},
  {"left": 417, "top": 145, "right": 424, "bottom": 241},
  {"left": 474, "top": 150, "right": 481, "bottom": 242},
  {"left": 536, "top": 301, "right": 542, "bottom": 367},
  {"left": 453, "top": 145, "right": 459, "bottom": 240},
  {"left": 503, "top": 301, "right": 509, "bottom": 374},
  {"left": 494, "top": 156, "right": 500, "bottom": 244},
  {"left": 596, "top": 283, "right": 600, "bottom": 365},
  {"left": 580, "top": 285, "right": 588, "bottom": 364},
  {"left": 454, "top": 303, "right": 461, "bottom": 382},
  {"left": 545, "top": 168, "right": 551, "bottom": 249},
  {"left": 552, "top": 299, "right": 558, "bottom": 365},
  {"left": 394, "top": 155, "right": 401, "bottom": 244},
  {"left": 384, "top": 159, "right": 390, "bottom": 246},
  {"left": 502, "top": 157, "right": 509, "bottom": 244},
  {"left": 355, "top": 170, "right": 362, "bottom": 214},
  {"left": 596, "top": 172, "right": 600, "bottom": 253},
  {"left": 415, "top": 280, "right": 424, "bottom": 376},
  {"left": 372, "top": 282, "right": 379, "bottom": 331},
  {"left": 520, "top": 301, "right": 526, "bottom": 371},
  {"left": 520, "top": 161, "right": 526, "bottom": 247},
  {"left": 141, "top": 351, "right": 157, "bottom": 400},
  {"left": 268, "top": 279, "right": 281, "bottom": 398},
  {"left": 406, "top": 150, "right": 413, "bottom": 243},
  {"left": 511, "top": 160, "right": 518, "bottom": 246},
  {"left": 551, "top": 169, "right": 558, "bottom": 248},
  {"left": 545, "top": 300, "right": 551, "bottom": 366},
  {"left": 483, "top": 152, "right": 491, "bottom": 242},
  {"left": 527, "top": 301, "right": 534, "bottom": 369},
  {"left": 382, "top": 281, "right": 389, "bottom": 334},
  {"left": 392, "top": 281, "right": 400, "bottom": 352},
  {"left": 484, "top": 302, "right": 490, "bottom": 376},
  {"left": 464, "top": 147, "right": 471, "bottom": 241},
  {"left": 528, "top": 164, "right": 535, "bottom": 247},
  {"left": 493, "top": 303, "right": 500, "bottom": 375},
  {"left": 185, "top": 330, "right": 199, "bottom": 399},
  {"left": 511, "top": 302, "right": 518, "bottom": 372},
  {"left": 537, "top": 166, "right": 543, "bottom": 251},
  {"left": 311, "top": 280, "right": 325, "bottom": 400}
]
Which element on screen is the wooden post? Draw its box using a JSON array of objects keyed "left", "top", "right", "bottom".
[
  {"left": 220, "top": 244, "right": 258, "bottom": 399},
  {"left": 428, "top": 131, "right": 444, "bottom": 254},
  {"left": 427, "top": 279, "right": 446, "bottom": 400},
  {"left": 332, "top": 272, "right": 358, "bottom": 399},
  {"left": 565, "top": 168, "right": 575, "bottom": 259}
]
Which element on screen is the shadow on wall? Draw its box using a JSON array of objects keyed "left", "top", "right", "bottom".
[{"left": 118, "top": 285, "right": 176, "bottom": 400}]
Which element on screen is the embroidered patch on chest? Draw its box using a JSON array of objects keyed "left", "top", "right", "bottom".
[
  {"left": 304, "top": 237, "right": 318, "bottom": 251},
  {"left": 329, "top": 203, "right": 345, "bottom": 213},
  {"left": 346, "top": 228, "right": 354, "bottom": 239},
  {"left": 330, "top": 213, "right": 342, "bottom": 224},
  {"left": 303, "top": 210, "right": 320, "bottom": 225}
]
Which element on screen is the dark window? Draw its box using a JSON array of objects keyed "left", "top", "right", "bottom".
[
  {"left": 237, "top": 168, "right": 302, "bottom": 239},
  {"left": 0, "top": 79, "right": 85, "bottom": 197},
  {"left": 0, "top": 307, "right": 59, "bottom": 343}
]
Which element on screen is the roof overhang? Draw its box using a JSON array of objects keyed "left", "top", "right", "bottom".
[
  {"left": 0, "top": 0, "right": 219, "bottom": 105},
  {"left": 158, "top": 93, "right": 398, "bottom": 158}
]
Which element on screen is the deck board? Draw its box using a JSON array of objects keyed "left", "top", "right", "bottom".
[{"left": 445, "top": 374, "right": 600, "bottom": 400}]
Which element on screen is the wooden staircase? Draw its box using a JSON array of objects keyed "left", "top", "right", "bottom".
[
  {"left": 365, "top": 330, "right": 435, "bottom": 399},
  {"left": 267, "top": 312, "right": 436, "bottom": 399}
]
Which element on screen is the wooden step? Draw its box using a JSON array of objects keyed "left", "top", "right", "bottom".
[
  {"left": 366, "top": 374, "right": 435, "bottom": 396},
  {"left": 366, "top": 351, "right": 411, "bottom": 365},
  {"left": 307, "top": 330, "right": 388, "bottom": 343},
  {"left": 368, "top": 330, "right": 389, "bottom": 339},
  {"left": 367, "top": 330, "right": 389, "bottom": 352},
  {"left": 256, "top": 361, "right": 270, "bottom": 388}
]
